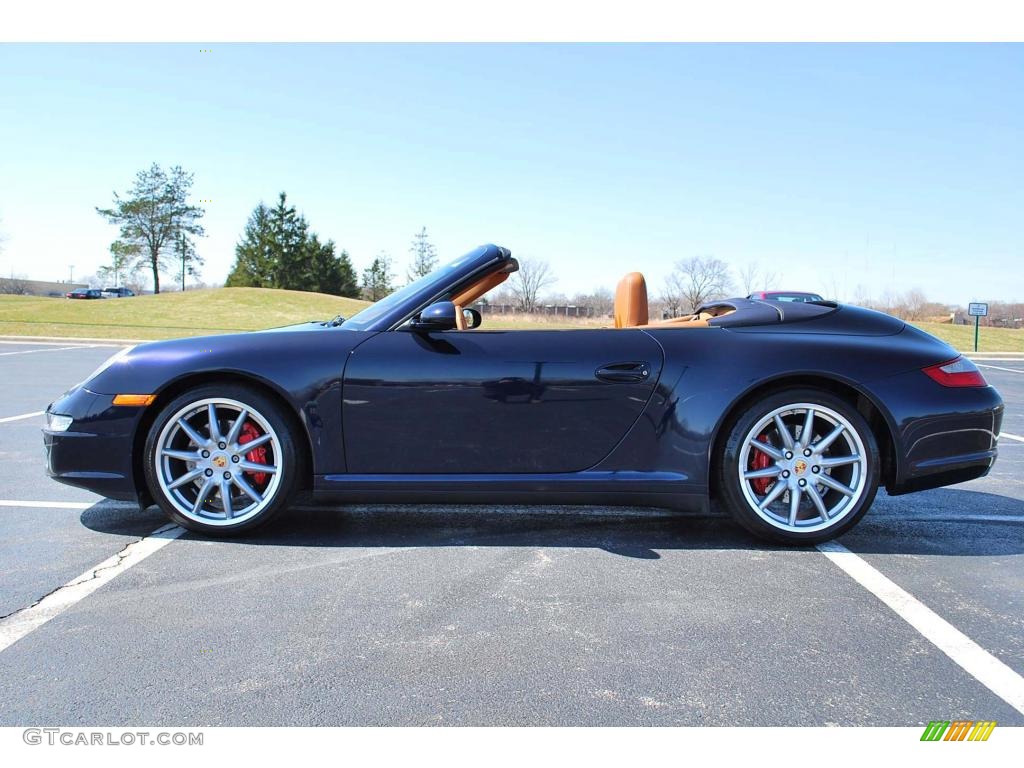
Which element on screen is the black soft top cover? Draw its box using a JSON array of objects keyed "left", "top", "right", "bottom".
[{"left": 698, "top": 298, "right": 839, "bottom": 328}]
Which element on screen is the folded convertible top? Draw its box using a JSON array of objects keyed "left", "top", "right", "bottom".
[{"left": 697, "top": 298, "right": 839, "bottom": 328}]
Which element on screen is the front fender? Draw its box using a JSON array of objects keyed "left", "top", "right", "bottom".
[{"left": 81, "top": 328, "right": 374, "bottom": 477}]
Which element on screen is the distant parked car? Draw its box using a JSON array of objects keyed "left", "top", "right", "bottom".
[
  {"left": 66, "top": 288, "right": 103, "bottom": 300},
  {"left": 748, "top": 290, "right": 825, "bottom": 303},
  {"left": 101, "top": 287, "right": 136, "bottom": 298}
]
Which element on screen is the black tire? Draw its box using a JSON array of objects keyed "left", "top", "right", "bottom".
[
  {"left": 715, "top": 388, "right": 880, "bottom": 545},
  {"left": 143, "top": 384, "right": 300, "bottom": 536}
]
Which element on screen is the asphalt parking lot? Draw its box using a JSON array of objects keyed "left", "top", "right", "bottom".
[{"left": 0, "top": 338, "right": 1021, "bottom": 726}]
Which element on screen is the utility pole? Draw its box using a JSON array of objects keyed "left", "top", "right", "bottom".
[{"left": 69, "top": 265, "right": 74, "bottom": 283}]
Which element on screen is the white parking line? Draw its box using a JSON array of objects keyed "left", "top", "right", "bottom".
[
  {"left": 0, "top": 523, "right": 185, "bottom": 654},
  {"left": 818, "top": 541, "right": 1024, "bottom": 716},
  {"left": 1000, "top": 432, "right": 1024, "bottom": 443},
  {"left": 872, "top": 513, "right": 1024, "bottom": 524},
  {"left": 0, "top": 345, "right": 99, "bottom": 356},
  {"left": 0, "top": 346, "right": 97, "bottom": 358},
  {"left": 0, "top": 411, "right": 44, "bottom": 424},
  {"left": 0, "top": 339, "right": 117, "bottom": 348},
  {"left": 0, "top": 499, "right": 93, "bottom": 509},
  {"left": 977, "top": 363, "right": 1024, "bottom": 373}
]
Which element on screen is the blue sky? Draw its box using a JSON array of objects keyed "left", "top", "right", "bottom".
[{"left": 0, "top": 43, "right": 1021, "bottom": 303}]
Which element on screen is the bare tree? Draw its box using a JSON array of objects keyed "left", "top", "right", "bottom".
[
  {"left": 738, "top": 262, "right": 759, "bottom": 295},
  {"left": 668, "top": 256, "right": 734, "bottom": 313},
  {"left": 738, "top": 261, "right": 781, "bottom": 295},
  {"left": 510, "top": 258, "right": 556, "bottom": 313},
  {"left": 125, "top": 271, "right": 149, "bottom": 295},
  {"left": 850, "top": 284, "right": 872, "bottom": 307},
  {"left": 660, "top": 271, "right": 686, "bottom": 318},
  {"left": 585, "top": 286, "right": 614, "bottom": 315},
  {"left": 489, "top": 287, "right": 516, "bottom": 307},
  {"left": 900, "top": 288, "right": 928, "bottom": 321},
  {"left": 569, "top": 287, "right": 614, "bottom": 315},
  {"left": 876, "top": 288, "right": 898, "bottom": 316},
  {"left": 0, "top": 277, "right": 29, "bottom": 295},
  {"left": 592, "top": 286, "right": 614, "bottom": 314},
  {"left": 820, "top": 270, "right": 847, "bottom": 303},
  {"left": 737, "top": 264, "right": 761, "bottom": 296}
]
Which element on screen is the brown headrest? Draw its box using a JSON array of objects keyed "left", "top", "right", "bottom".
[{"left": 614, "top": 272, "right": 648, "bottom": 328}]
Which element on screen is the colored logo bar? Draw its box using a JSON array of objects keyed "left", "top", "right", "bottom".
[{"left": 920, "top": 720, "right": 996, "bottom": 741}]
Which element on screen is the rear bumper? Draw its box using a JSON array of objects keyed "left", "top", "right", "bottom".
[
  {"left": 43, "top": 387, "right": 143, "bottom": 502},
  {"left": 886, "top": 451, "right": 996, "bottom": 495},
  {"left": 870, "top": 371, "right": 1004, "bottom": 495}
]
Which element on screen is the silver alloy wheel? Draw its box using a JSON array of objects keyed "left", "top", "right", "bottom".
[
  {"left": 154, "top": 397, "right": 283, "bottom": 527},
  {"left": 737, "top": 402, "right": 868, "bottom": 534}
]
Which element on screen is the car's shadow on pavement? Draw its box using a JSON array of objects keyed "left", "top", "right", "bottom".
[{"left": 80, "top": 487, "right": 1024, "bottom": 558}]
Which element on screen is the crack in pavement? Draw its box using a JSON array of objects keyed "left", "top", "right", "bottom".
[
  {"left": 0, "top": 533, "right": 140, "bottom": 622},
  {"left": 0, "top": 523, "right": 184, "bottom": 653}
]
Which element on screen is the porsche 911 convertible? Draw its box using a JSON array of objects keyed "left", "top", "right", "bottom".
[{"left": 43, "top": 244, "right": 1004, "bottom": 543}]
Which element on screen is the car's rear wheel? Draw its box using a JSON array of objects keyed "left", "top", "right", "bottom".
[
  {"left": 716, "top": 388, "right": 880, "bottom": 544},
  {"left": 143, "top": 384, "right": 299, "bottom": 535}
]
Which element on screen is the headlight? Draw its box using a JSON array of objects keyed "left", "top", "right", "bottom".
[
  {"left": 81, "top": 345, "right": 135, "bottom": 387},
  {"left": 46, "top": 412, "right": 73, "bottom": 432}
]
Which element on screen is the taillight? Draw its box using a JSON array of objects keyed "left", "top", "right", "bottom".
[{"left": 922, "top": 356, "right": 987, "bottom": 388}]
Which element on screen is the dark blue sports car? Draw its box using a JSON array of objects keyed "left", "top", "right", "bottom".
[{"left": 43, "top": 245, "right": 1004, "bottom": 543}]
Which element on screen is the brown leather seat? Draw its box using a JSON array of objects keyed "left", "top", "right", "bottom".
[{"left": 614, "top": 272, "right": 649, "bottom": 328}]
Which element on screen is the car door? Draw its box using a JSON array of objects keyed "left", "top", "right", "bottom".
[{"left": 342, "top": 328, "right": 664, "bottom": 474}]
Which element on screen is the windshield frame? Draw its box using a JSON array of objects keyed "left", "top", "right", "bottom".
[{"left": 341, "top": 245, "right": 508, "bottom": 332}]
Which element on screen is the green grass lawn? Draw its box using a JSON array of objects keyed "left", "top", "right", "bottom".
[
  {"left": 0, "top": 288, "right": 370, "bottom": 340},
  {"left": 486, "top": 316, "right": 1024, "bottom": 352},
  {"left": 911, "top": 321, "right": 1024, "bottom": 354},
  {"left": 0, "top": 290, "right": 1021, "bottom": 352}
]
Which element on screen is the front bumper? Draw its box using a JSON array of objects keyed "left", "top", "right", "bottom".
[{"left": 43, "top": 387, "right": 144, "bottom": 502}]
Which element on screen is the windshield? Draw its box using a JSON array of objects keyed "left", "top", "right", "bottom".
[
  {"left": 767, "top": 293, "right": 824, "bottom": 303},
  {"left": 342, "top": 247, "right": 486, "bottom": 331}
]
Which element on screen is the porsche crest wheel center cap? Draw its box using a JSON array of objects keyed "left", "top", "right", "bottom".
[
  {"left": 212, "top": 455, "right": 227, "bottom": 469},
  {"left": 794, "top": 459, "right": 807, "bottom": 475}
]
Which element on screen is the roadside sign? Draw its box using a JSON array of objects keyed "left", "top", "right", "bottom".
[{"left": 968, "top": 302, "right": 988, "bottom": 352}]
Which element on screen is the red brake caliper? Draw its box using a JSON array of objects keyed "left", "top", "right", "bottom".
[
  {"left": 237, "top": 422, "right": 269, "bottom": 487},
  {"left": 749, "top": 432, "right": 773, "bottom": 494}
]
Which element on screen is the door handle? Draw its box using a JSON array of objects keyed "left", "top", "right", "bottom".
[{"left": 595, "top": 361, "right": 651, "bottom": 383}]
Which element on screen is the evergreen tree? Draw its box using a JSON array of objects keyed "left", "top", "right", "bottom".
[
  {"left": 307, "top": 235, "right": 346, "bottom": 295},
  {"left": 408, "top": 226, "right": 438, "bottom": 280},
  {"left": 226, "top": 203, "right": 275, "bottom": 287},
  {"left": 226, "top": 192, "right": 360, "bottom": 295},
  {"left": 361, "top": 253, "right": 395, "bottom": 301},
  {"left": 334, "top": 249, "right": 359, "bottom": 297},
  {"left": 269, "top": 192, "right": 312, "bottom": 291}
]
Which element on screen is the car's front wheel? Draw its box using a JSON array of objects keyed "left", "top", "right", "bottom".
[
  {"left": 143, "top": 384, "right": 300, "bottom": 535},
  {"left": 716, "top": 388, "right": 880, "bottom": 544}
]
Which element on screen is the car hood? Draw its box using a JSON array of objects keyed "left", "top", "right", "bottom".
[{"left": 83, "top": 324, "right": 371, "bottom": 396}]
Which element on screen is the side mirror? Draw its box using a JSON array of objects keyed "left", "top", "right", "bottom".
[
  {"left": 411, "top": 301, "right": 457, "bottom": 331},
  {"left": 463, "top": 307, "right": 482, "bottom": 329}
]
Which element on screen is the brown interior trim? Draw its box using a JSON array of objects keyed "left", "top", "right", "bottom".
[{"left": 452, "top": 270, "right": 511, "bottom": 308}]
